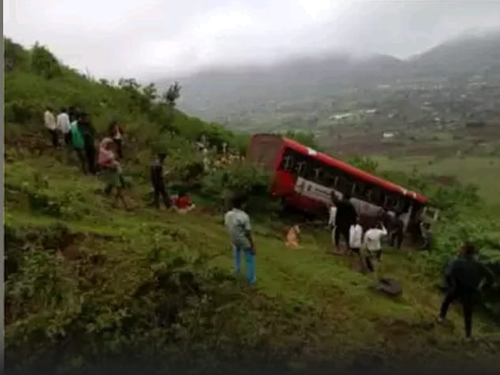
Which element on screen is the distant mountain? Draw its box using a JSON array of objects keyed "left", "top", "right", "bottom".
[
  {"left": 157, "top": 31, "right": 500, "bottom": 122},
  {"left": 409, "top": 30, "right": 500, "bottom": 75}
]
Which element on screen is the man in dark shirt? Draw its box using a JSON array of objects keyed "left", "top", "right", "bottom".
[
  {"left": 150, "top": 153, "right": 172, "bottom": 210},
  {"left": 438, "top": 242, "right": 495, "bottom": 338},
  {"left": 78, "top": 112, "right": 97, "bottom": 174},
  {"left": 333, "top": 193, "right": 358, "bottom": 252}
]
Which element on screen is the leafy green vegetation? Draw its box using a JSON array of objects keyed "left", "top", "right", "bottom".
[{"left": 4, "top": 38, "right": 500, "bottom": 374}]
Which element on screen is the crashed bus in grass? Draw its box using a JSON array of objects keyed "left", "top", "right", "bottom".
[{"left": 246, "top": 133, "right": 438, "bottom": 238}]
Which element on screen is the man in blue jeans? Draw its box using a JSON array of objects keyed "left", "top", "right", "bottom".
[{"left": 224, "top": 196, "right": 256, "bottom": 285}]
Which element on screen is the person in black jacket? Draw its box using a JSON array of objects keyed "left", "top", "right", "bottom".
[
  {"left": 150, "top": 153, "right": 172, "bottom": 210},
  {"left": 438, "top": 242, "right": 495, "bottom": 338},
  {"left": 333, "top": 192, "right": 358, "bottom": 252},
  {"left": 78, "top": 112, "right": 97, "bottom": 174}
]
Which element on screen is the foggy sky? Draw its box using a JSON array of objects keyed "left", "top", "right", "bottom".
[{"left": 4, "top": 0, "right": 500, "bottom": 80}]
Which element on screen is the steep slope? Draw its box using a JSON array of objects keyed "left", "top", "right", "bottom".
[{"left": 5, "top": 151, "right": 500, "bottom": 374}]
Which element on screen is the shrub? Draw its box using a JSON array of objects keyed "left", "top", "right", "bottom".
[
  {"left": 30, "top": 43, "right": 62, "bottom": 79},
  {"left": 200, "top": 164, "right": 278, "bottom": 216}
]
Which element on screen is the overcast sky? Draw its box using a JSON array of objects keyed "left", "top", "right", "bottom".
[{"left": 4, "top": 0, "right": 500, "bottom": 80}]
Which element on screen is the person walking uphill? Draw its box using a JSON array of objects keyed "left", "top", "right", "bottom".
[
  {"left": 57, "top": 107, "right": 71, "bottom": 147},
  {"left": 69, "top": 112, "right": 87, "bottom": 174},
  {"left": 98, "top": 138, "right": 129, "bottom": 209},
  {"left": 224, "top": 196, "right": 256, "bottom": 285},
  {"left": 78, "top": 112, "right": 97, "bottom": 174},
  {"left": 438, "top": 243, "right": 496, "bottom": 339},
  {"left": 108, "top": 120, "right": 125, "bottom": 159},
  {"left": 44, "top": 106, "right": 59, "bottom": 148},
  {"left": 150, "top": 153, "right": 172, "bottom": 210}
]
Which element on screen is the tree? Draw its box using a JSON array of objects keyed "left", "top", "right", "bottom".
[
  {"left": 30, "top": 42, "right": 61, "bottom": 79},
  {"left": 162, "top": 81, "right": 181, "bottom": 107},
  {"left": 142, "top": 83, "right": 158, "bottom": 103}
]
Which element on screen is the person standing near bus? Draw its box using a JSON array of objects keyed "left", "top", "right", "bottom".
[
  {"left": 349, "top": 217, "right": 363, "bottom": 256},
  {"left": 224, "top": 196, "right": 256, "bottom": 285},
  {"left": 363, "top": 222, "right": 388, "bottom": 277},
  {"left": 328, "top": 201, "right": 338, "bottom": 251},
  {"left": 334, "top": 193, "right": 358, "bottom": 253}
]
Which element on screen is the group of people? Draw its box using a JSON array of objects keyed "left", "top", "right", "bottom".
[
  {"left": 328, "top": 193, "right": 390, "bottom": 276},
  {"left": 284, "top": 191, "right": 495, "bottom": 340},
  {"left": 44, "top": 106, "right": 129, "bottom": 208},
  {"left": 43, "top": 107, "right": 195, "bottom": 212}
]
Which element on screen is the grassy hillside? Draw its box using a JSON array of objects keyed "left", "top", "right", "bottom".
[{"left": 4, "top": 38, "right": 500, "bottom": 374}]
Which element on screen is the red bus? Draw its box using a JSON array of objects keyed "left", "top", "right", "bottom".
[{"left": 246, "top": 133, "right": 429, "bottom": 230}]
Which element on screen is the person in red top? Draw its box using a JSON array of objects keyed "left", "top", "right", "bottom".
[{"left": 172, "top": 189, "right": 196, "bottom": 213}]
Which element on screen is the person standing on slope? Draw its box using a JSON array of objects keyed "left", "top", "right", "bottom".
[
  {"left": 224, "top": 196, "right": 256, "bottom": 285},
  {"left": 108, "top": 120, "right": 125, "bottom": 159},
  {"left": 78, "top": 112, "right": 97, "bottom": 174},
  {"left": 328, "top": 201, "right": 338, "bottom": 251},
  {"left": 150, "top": 153, "right": 173, "bottom": 210},
  {"left": 69, "top": 111, "right": 87, "bottom": 174},
  {"left": 57, "top": 107, "right": 71, "bottom": 147},
  {"left": 349, "top": 217, "right": 363, "bottom": 256},
  {"left": 98, "top": 138, "right": 129, "bottom": 209},
  {"left": 44, "top": 106, "right": 59, "bottom": 148},
  {"left": 438, "top": 243, "right": 496, "bottom": 339},
  {"left": 334, "top": 193, "right": 358, "bottom": 253},
  {"left": 363, "top": 222, "right": 388, "bottom": 276}
]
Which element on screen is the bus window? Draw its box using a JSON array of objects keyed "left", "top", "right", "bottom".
[
  {"left": 353, "top": 181, "right": 368, "bottom": 200},
  {"left": 282, "top": 155, "right": 294, "bottom": 171},
  {"left": 295, "top": 161, "right": 307, "bottom": 176},
  {"left": 371, "top": 188, "right": 383, "bottom": 206},
  {"left": 337, "top": 175, "right": 352, "bottom": 195}
]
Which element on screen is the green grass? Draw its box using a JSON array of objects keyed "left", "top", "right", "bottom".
[
  {"left": 5, "top": 153, "right": 500, "bottom": 371},
  {"left": 373, "top": 155, "right": 500, "bottom": 205}
]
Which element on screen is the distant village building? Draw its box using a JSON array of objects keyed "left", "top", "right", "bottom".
[
  {"left": 382, "top": 132, "right": 395, "bottom": 139},
  {"left": 329, "top": 112, "right": 353, "bottom": 121}
]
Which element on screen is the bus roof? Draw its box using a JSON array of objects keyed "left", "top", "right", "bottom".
[{"left": 251, "top": 134, "right": 428, "bottom": 205}]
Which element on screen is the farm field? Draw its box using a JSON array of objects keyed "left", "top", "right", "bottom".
[{"left": 373, "top": 155, "right": 500, "bottom": 206}]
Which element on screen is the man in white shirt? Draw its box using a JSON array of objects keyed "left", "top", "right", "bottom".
[
  {"left": 363, "top": 223, "right": 388, "bottom": 275},
  {"left": 364, "top": 223, "right": 388, "bottom": 260},
  {"left": 44, "top": 106, "right": 58, "bottom": 148},
  {"left": 56, "top": 107, "right": 71, "bottom": 146},
  {"left": 349, "top": 218, "right": 363, "bottom": 255},
  {"left": 328, "top": 202, "right": 337, "bottom": 249},
  {"left": 224, "top": 196, "right": 256, "bottom": 285}
]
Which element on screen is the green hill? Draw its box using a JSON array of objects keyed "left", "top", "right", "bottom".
[{"left": 4, "top": 38, "right": 500, "bottom": 374}]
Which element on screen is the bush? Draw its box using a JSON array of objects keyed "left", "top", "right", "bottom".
[
  {"left": 200, "top": 164, "right": 279, "bottom": 216},
  {"left": 31, "top": 43, "right": 62, "bottom": 79}
]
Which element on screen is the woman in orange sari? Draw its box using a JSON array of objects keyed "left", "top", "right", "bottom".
[{"left": 285, "top": 225, "right": 301, "bottom": 248}]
